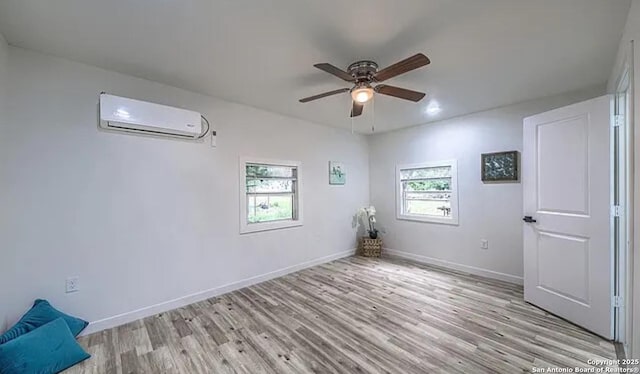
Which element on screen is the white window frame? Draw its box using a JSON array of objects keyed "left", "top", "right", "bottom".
[
  {"left": 239, "top": 157, "right": 303, "bottom": 234},
  {"left": 396, "top": 159, "right": 459, "bottom": 225}
]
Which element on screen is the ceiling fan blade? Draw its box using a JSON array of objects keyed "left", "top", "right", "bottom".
[
  {"left": 350, "top": 101, "right": 364, "bottom": 117},
  {"left": 375, "top": 85, "right": 426, "bottom": 102},
  {"left": 299, "top": 88, "right": 350, "bottom": 103},
  {"left": 374, "top": 53, "right": 430, "bottom": 82},
  {"left": 314, "top": 63, "right": 355, "bottom": 82}
]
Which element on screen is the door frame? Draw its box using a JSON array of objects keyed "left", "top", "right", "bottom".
[
  {"left": 611, "top": 41, "right": 633, "bottom": 350},
  {"left": 613, "top": 67, "right": 629, "bottom": 344}
]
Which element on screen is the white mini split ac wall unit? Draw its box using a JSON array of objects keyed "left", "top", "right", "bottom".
[{"left": 99, "top": 93, "right": 204, "bottom": 139}]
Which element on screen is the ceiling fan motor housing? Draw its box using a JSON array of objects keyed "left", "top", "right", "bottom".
[{"left": 347, "top": 60, "right": 379, "bottom": 82}]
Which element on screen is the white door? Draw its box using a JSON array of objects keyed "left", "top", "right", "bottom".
[{"left": 523, "top": 95, "right": 613, "bottom": 339}]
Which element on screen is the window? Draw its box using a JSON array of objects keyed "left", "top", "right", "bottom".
[
  {"left": 240, "top": 158, "right": 303, "bottom": 233},
  {"left": 397, "top": 160, "right": 458, "bottom": 225}
]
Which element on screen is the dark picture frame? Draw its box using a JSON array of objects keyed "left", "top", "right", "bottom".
[{"left": 481, "top": 151, "right": 519, "bottom": 182}]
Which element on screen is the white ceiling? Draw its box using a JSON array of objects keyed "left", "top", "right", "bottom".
[{"left": 0, "top": 0, "right": 631, "bottom": 133}]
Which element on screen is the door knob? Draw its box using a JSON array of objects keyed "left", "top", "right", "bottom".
[{"left": 523, "top": 216, "right": 537, "bottom": 223}]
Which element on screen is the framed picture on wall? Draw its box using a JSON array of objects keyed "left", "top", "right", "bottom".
[
  {"left": 329, "top": 161, "right": 346, "bottom": 185},
  {"left": 481, "top": 151, "right": 519, "bottom": 182}
]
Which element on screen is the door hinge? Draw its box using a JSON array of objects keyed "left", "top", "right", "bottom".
[
  {"left": 613, "top": 115, "right": 624, "bottom": 128},
  {"left": 612, "top": 205, "right": 623, "bottom": 217},
  {"left": 614, "top": 295, "right": 624, "bottom": 308}
]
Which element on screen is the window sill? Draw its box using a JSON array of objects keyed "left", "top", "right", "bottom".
[
  {"left": 397, "top": 214, "right": 459, "bottom": 226},
  {"left": 240, "top": 220, "right": 303, "bottom": 234}
]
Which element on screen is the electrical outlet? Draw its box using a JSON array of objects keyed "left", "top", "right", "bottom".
[
  {"left": 480, "top": 239, "right": 489, "bottom": 250},
  {"left": 66, "top": 276, "right": 80, "bottom": 293}
]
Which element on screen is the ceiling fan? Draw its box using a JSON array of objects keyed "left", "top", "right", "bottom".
[{"left": 299, "top": 53, "right": 430, "bottom": 117}]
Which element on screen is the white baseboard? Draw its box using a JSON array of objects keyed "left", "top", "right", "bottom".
[
  {"left": 82, "top": 249, "right": 356, "bottom": 335},
  {"left": 383, "top": 248, "right": 524, "bottom": 285}
]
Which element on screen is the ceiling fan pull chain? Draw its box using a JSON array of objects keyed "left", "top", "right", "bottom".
[
  {"left": 350, "top": 97, "right": 355, "bottom": 135},
  {"left": 371, "top": 95, "right": 375, "bottom": 133}
]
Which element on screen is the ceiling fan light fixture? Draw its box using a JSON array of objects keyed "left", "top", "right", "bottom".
[{"left": 351, "top": 85, "right": 374, "bottom": 103}]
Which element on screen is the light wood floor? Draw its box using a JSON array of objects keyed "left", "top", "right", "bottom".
[{"left": 66, "top": 256, "right": 618, "bottom": 373}]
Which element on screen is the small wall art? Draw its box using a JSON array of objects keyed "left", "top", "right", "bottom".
[
  {"left": 481, "top": 151, "right": 519, "bottom": 182},
  {"left": 329, "top": 161, "right": 346, "bottom": 185}
]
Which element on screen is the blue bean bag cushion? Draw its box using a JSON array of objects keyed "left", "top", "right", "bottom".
[
  {"left": 0, "top": 299, "right": 88, "bottom": 345},
  {"left": 0, "top": 318, "right": 90, "bottom": 374}
]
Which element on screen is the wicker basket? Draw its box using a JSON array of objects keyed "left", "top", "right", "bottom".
[{"left": 359, "top": 237, "right": 382, "bottom": 257}]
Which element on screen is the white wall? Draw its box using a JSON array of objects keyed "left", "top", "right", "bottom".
[
  {"left": 0, "top": 32, "right": 7, "bottom": 101},
  {"left": 0, "top": 31, "right": 8, "bottom": 130},
  {"left": 368, "top": 87, "right": 603, "bottom": 284},
  {"left": 0, "top": 33, "right": 9, "bottom": 332},
  {"left": 0, "top": 47, "right": 369, "bottom": 333},
  {"left": 608, "top": 0, "right": 640, "bottom": 359}
]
